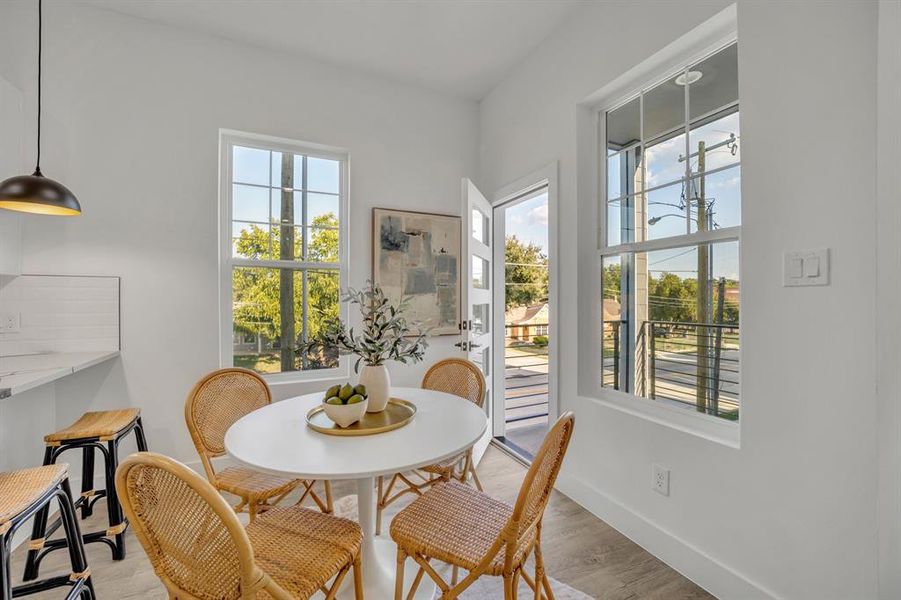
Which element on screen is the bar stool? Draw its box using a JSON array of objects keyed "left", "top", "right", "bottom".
[
  {"left": 0, "top": 464, "right": 94, "bottom": 599},
  {"left": 23, "top": 408, "right": 148, "bottom": 581}
]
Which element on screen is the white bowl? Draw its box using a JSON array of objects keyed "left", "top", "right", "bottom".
[{"left": 322, "top": 398, "right": 369, "bottom": 428}]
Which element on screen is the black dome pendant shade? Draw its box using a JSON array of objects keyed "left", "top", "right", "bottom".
[{"left": 0, "top": 0, "right": 80, "bottom": 217}]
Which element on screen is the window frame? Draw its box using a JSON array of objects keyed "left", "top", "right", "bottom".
[
  {"left": 591, "top": 34, "right": 742, "bottom": 442},
  {"left": 219, "top": 129, "right": 350, "bottom": 383}
]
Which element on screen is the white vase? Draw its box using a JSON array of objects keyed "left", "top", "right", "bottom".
[{"left": 359, "top": 364, "right": 390, "bottom": 412}]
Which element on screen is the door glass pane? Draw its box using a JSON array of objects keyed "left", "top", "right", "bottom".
[
  {"left": 472, "top": 346, "right": 489, "bottom": 378},
  {"left": 472, "top": 303, "right": 489, "bottom": 334},
  {"left": 472, "top": 209, "right": 489, "bottom": 244},
  {"left": 473, "top": 256, "right": 489, "bottom": 289}
]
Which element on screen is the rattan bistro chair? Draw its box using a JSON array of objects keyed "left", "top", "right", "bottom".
[
  {"left": 116, "top": 452, "right": 363, "bottom": 599},
  {"left": 390, "top": 412, "right": 575, "bottom": 600},
  {"left": 376, "top": 358, "right": 486, "bottom": 535},
  {"left": 185, "top": 368, "right": 333, "bottom": 521}
]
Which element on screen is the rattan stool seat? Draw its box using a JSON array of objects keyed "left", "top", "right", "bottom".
[
  {"left": 247, "top": 506, "right": 363, "bottom": 598},
  {"left": 0, "top": 465, "right": 68, "bottom": 531},
  {"left": 44, "top": 408, "right": 140, "bottom": 443},
  {"left": 216, "top": 466, "right": 298, "bottom": 501},
  {"left": 390, "top": 481, "right": 524, "bottom": 575}
]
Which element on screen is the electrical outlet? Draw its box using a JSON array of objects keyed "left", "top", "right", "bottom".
[
  {"left": 652, "top": 463, "right": 670, "bottom": 496},
  {"left": 0, "top": 312, "right": 20, "bottom": 334}
]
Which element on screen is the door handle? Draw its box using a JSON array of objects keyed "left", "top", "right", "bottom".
[
  {"left": 469, "top": 342, "right": 482, "bottom": 349},
  {"left": 454, "top": 341, "right": 466, "bottom": 349}
]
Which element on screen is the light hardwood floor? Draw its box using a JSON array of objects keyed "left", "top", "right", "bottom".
[{"left": 10, "top": 446, "right": 713, "bottom": 599}]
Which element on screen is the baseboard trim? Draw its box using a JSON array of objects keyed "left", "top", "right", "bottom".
[{"left": 555, "top": 471, "right": 778, "bottom": 600}]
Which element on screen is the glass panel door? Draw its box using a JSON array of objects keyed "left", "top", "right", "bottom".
[{"left": 462, "top": 179, "right": 494, "bottom": 417}]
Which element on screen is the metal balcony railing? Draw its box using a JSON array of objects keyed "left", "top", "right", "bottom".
[{"left": 602, "top": 319, "right": 740, "bottom": 420}]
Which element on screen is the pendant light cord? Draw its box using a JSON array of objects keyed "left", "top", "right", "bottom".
[{"left": 34, "top": 0, "right": 42, "bottom": 176}]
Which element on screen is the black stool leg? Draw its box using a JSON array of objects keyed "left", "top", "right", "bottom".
[
  {"left": 134, "top": 417, "right": 148, "bottom": 452},
  {"left": 22, "top": 446, "right": 55, "bottom": 581},
  {"left": 1, "top": 529, "right": 12, "bottom": 600},
  {"left": 80, "top": 447, "right": 95, "bottom": 520},
  {"left": 105, "top": 439, "right": 126, "bottom": 560},
  {"left": 56, "top": 479, "right": 95, "bottom": 600}
]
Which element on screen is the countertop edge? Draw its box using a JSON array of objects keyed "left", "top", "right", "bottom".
[{"left": 0, "top": 351, "right": 120, "bottom": 399}]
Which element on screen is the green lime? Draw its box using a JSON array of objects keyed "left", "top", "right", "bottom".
[
  {"left": 325, "top": 397, "right": 343, "bottom": 405},
  {"left": 354, "top": 384, "right": 367, "bottom": 397},
  {"left": 339, "top": 384, "right": 354, "bottom": 401},
  {"left": 325, "top": 385, "right": 341, "bottom": 399},
  {"left": 347, "top": 394, "right": 365, "bottom": 405}
]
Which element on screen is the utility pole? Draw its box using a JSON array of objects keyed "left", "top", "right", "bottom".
[
  {"left": 279, "top": 153, "right": 295, "bottom": 372},
  {"left": 695, "top": 141, "right": 709, "bottom": 414}
]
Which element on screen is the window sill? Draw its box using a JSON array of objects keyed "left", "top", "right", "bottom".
[
  {"left": 262, "top": 366, "right": 349, "bottom": 387},
  {"left": 589, "top": 387, "right": 740, "bottom": 448}
]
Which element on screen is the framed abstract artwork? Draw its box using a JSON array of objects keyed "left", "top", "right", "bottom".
[{"left": 372, "top": 208, "right": 461, "bottom": 336}]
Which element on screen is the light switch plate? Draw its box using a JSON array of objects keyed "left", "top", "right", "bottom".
[{"left": 784, "top": 249, "right": 829, "bottom": 287}]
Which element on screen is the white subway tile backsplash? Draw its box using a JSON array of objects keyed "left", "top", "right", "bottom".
[{"left": 0, "top": 275, "right": 120, "bottom": 355}]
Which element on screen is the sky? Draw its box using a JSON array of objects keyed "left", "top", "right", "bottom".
[
  {"left": 505, "top": 192, "right": 549, "bottom": 254},
  {"left": 607, "top": 110, "right": 741, "bottom": 281}
]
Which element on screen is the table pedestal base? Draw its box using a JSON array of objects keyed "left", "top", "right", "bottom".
[{"left": 336, "top": 476, "right": 436, "bottom": 599}]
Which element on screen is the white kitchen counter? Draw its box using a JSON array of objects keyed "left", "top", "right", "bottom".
[{"left": 0, "top": 351, "right": 120, "bottom": 399}]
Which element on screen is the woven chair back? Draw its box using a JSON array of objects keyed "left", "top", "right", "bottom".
[
  {"left": 115, "top": 452, "right": 262, "bottom": 600},
  {"left": 185, "top": 368, "right": 271, "bottom": 460},
  {"left": 507, "top": 412, "right": 574, "bottom": 557},
  {"left": 421, "top": 358, "right": 486, "bottom": 408}
]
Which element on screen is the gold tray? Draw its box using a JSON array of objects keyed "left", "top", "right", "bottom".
[{"left": 306, "top": 398, "right": 416, "bottom": 436}]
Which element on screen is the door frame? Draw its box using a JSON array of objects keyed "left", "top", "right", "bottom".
[{"left": 491, "top": 162, "right": 559, "bottom": 440}]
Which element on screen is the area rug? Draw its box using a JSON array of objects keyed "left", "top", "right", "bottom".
[
  {"left": 332, "top": 495, "right": 595, "bottom": 599},
  {"left": 429, "top": 574, "right": 594, "bottom": 599}
]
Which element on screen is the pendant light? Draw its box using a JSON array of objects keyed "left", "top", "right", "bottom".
[{"left": 0, "top": 0, "right": 80, "bottom": 216}]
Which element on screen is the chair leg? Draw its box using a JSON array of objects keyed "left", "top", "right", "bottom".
[
  {"left": 22, "top": 445, "right": 55, "bottom": 581},
  {"left": 504, "top": 573, "right": 516, "bottom": 600},
  {"left": 324, "top": 480, "right": 334, "bottom": 514},
  {"left": 534, "top": 536, "right": 553, "bottom": 600},
  {"left": 451, "top": 565, "right": 459, "bottom": 586},
  {"left": 57, "top": 479, "right": 95, "bottom": 600},
  {"left": 105, "top": 439, "right": 127, "bottom": 560},
  {"left": 134, "top": 417, "right": 149, "bottom": 451},
  {"left": 468, "top": 460, "right": 483, "bottom": 492},
  {"left": 80, "top": 447, "right": 95, "bottom": 520},
  {"left": 1, "top": 529, "right": 12, "bottom": 600},
  {"left": 395, "top": 548, "right": 406, "bottom": 600},
  {"left": 353, "top": 555, "right": 363, "bottom": 600}
]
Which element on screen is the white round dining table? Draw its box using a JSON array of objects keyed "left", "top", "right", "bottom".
[{"left": 224, "top": 386, "right": 488, "bottom": 599}]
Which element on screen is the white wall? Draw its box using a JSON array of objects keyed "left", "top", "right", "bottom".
[
  {"left": 0, "top": 1, "right": 479, "bottom": 467},
  {"left": 481, "top": 1, "right": 881, "bottom": 598},
  {"left": 876, "top": 1, "right": 901, "bottom": 597}
]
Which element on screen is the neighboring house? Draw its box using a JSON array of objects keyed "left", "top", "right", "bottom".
[
  {"left": 505, "top": 303, "right": 549, "bottom": 343},
  {"left": 507, "top": 299, "right": 623, "bottom": 343}
]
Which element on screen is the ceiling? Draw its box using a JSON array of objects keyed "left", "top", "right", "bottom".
[{"left": 80, "top": 0, "right": 587, "bottom": 100}]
